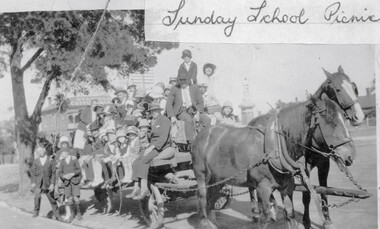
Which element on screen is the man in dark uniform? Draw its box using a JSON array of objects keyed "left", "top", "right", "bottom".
[
  {"left": 31, "top": 143, "right": 62, "bottom": 221},
  {"left": 166, "top": 72, "right": 211, "bottom": 143},
  {"left": 128, "top": 102, "right": 174, "bottom": 200}
]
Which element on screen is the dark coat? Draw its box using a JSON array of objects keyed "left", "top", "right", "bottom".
[
  {"left": 149, "top": 114, "right": 171, "bottom": 152},
  {"left": 165, "top": 84, "right": 205, "bottom": 118},
  {"left": 78, "top": 106, "right": 94, "bottom": 131},
  {"left": 59, "top": 157, "right": 82, "bottom": 186},
  {"left": 31, "top": 157, "right": 56, "bottom": 190},
  {"left": 178, "top": 62, "right": 198, "bottom": 84}
]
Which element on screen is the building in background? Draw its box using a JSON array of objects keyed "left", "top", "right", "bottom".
[
  {"left": 357, "top": 88, "right": 376, "bottom": 127},
  {"left": 40, "top": 95, "right": 111, "bottom": 139},
  {"left": 129, "top": 70, "right": 155, "bottom": 90}
]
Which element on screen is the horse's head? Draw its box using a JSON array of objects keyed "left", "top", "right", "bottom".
[
  {"left": 318, "top": 66, "right": 364, "bottom": 126},
  {"left": 309, "top": 97, "right": 356, "bottom": 169}
]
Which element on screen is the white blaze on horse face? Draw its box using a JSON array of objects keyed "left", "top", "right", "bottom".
[
  {"left": 341, "top": 79, "right": 357, "bottom": 101},
  {"left": 352, "top": 103, "right": 365, "bottom": 124}
]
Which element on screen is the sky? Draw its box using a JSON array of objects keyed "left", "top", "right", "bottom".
[{"left": 0, "top": 44, "right": 377, "bottom": 121}]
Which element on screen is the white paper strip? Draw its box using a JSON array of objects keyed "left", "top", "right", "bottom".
[{"left": 145, "top": 0, "right": 380, "bottom": 44}]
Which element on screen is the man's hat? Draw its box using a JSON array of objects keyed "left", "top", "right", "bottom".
[
  {"left": 181, "top": 49, "right": 192, "bottom": 59},
  {"left": 114, "top": 87, "right": 128, "bottom": 95},
  {"left": 147, "top": 102, "right": 163, "bottom": 112},
  {"left": 169, "top": 77, "right": 177, "bottom": 84}
]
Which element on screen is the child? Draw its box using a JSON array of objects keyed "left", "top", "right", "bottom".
[
  {"left": 101, "top": 128, "right": 119, "bottom": 188},
  {"left": 59, "top": 150, "right": 83, "bottom": 221},
  {"left": 30, "top": 144, "right": 62, "bottom": 221},
  {"left": 177, "top": 49, "right": 198, "bottom": 84},
  {"left": 54, "top": 136, "right": 73, "bottom": 203},
  {"left": 120, "top": 126, "right": 140, "bottom": 185}
]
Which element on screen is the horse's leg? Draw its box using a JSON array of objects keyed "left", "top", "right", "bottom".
[
  {"left": 282, "top": 180, "right": 299, "bottom": 229},
  {"left": 302, "top": 164, "right": 312, "bottom": 229},
  {"left": 318, "top": 160, "right": 336, "bottom": 229},
  {"left": 256, "top": 182, "right": 272, "bottom": 229},
  {"left": 249, "top": 187, "right": 260, "bottom": 222}
]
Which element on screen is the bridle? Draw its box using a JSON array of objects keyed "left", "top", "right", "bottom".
[
  {"left": 323, "top": 79, "right": 357, "bottom": 119},
  {"left": 307, "top": 103, "right": 354, "bottom": 160}
]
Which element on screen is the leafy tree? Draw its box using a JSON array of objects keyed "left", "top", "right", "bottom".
[{"left": 0, "top": 10, "right": 178, "bottom": 194}]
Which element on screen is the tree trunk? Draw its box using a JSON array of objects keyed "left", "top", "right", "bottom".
[{"left": 10, "top": 43, "right": 53, "bottom": 195}]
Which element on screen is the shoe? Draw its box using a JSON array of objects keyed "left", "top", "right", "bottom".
[
  {"left": 133, "top": 190, "right": 150, "bottom": 200},
  {"left": 125, "top": 188, "right": 140, "bottom": 199},
  {"left": 81, "top": 181, "right": 93, "bottom": 189},
  {"left": 32, "top": 211, "right": 38, "bottom": 218},
  {"left": 121, "top": 182, "right": 134, "bottom": 189}
]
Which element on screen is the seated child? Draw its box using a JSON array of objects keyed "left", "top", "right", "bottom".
[
  {"left": 59, "top": 150, "right": 82, "bottom": 221},
  {"left": 120, "top": 126, "right": 140, "bottom": 185}
]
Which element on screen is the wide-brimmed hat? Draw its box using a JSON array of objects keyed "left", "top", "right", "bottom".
[
  {"left": 114, "top": 87, "right": 128, "bottom": 95},
  {"left": 127, "top": 79, "right": 136, "bottom": 89},
  {"left": 181, "top": 49, "right": 192, "bottom": 59},
  {"left": 169, "top": 77, "right": 177, "bottom": 84},
  {"left": 93, "top": 104, "right": 104, "bottom": 113},
  {"left": 138, "top": 119, "right": 150, "bottom": 128},
  {"left": 126, "top": 126, "right": 138, "bottom": 136},
  {"left": 116, "top": 128, "right": 126, "bottom": 138},
  {"left": 222, "top": 101, "right": 234, "bottom": 112},
  {"left": 203, "top": 63, "right": 216, "bottom": 74},
  {"left": 147, "top": 102, "right": 163, "bottom": 112},
  {"left": 58, "top": 136, "right": 72, "bottom": 148},
  {"left": 149, "top": 85, "right": 164, "bottom": 99}
]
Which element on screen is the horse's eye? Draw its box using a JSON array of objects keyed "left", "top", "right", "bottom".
[{"left": 336, "top": 89, "right": 341, "bottom": 92}]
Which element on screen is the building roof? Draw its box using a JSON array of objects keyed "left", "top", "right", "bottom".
[
  {"left": 42, "top": 95, "right": 112, "bottom": 114},
  {"left": 357, "top": 94, "right": 376, "bottom": 109}
]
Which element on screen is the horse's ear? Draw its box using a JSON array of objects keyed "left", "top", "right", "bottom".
[
  {"left": 338, "top": 65, "right": 344, "bottom": 74},
  {"left": 322, "top": 68, "right": 332, "bottom": 79}
]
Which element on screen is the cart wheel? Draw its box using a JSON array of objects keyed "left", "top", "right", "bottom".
[
  {"left": 139, "top": 184, "right": 164, "bottom": 229},
  {"left": 209, "top": 185, "right": 232, "bottom": 210}
]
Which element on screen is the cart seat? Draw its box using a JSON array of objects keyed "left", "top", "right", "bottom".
[{"left": 150, "top": 149, "right": 192, "bottom": 167}]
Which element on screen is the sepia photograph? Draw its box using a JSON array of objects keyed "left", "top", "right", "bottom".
[{"left": 0, "top": 5, "right": 377, "bottom": 229}]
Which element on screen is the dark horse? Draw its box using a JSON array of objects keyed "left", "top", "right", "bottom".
[
  {"left": 192, "top": 97, "right": 355, "bottom": 229},
  {"left": 249, "top": 66, "right": 363, "bottom": 229}
]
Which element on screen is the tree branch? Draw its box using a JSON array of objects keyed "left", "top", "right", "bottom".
[
  {"left": 29, "top": 68, "right": 60, "bottom": 124},
  {"left": 20, "top": 48, "right": 43, "bottom": 73}
]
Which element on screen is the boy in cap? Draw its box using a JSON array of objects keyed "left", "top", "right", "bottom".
[
  {"left": 59, "top": 150, "right": 83, "bottom": 221},
  {"left": 31, "top": 143, "right": 62, "bottom": 221},
  {"left": 168, "top": 77, "right": 177, "bottom": 88},
  {"left": 177, "top": 49, "right": 198, "bottom": 84}
]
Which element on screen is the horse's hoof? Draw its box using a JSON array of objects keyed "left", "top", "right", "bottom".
[
  {"left": 252, "top": 214, "right": 260, "bottom": 223},
  {"left": 323, "top": 221, "right": 336, "bottom": 229},
  {"left": 198, "top": 218, "right": 217, "bottom": 229}
]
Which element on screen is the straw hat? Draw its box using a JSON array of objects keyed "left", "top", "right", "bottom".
[
  {"left": 126, "top": 126, "right": 138, "bottom": 136},
  {"left": 169, "top": 77, "right": 177, "bottom": 84},
  {"left": 222, "top": 101, "right": 234, "bottom": 112},
  {"left": 58, "top": 136, "right": 72, "bottom": 148}
]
